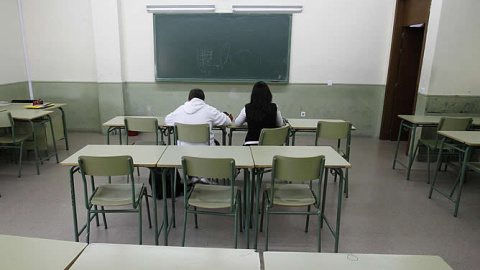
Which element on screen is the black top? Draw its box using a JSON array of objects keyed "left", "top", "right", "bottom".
[{"left": 245, "top": 103, "right": 278, "bottom": 142}]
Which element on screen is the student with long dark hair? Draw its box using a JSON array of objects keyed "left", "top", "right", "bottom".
[{"left": 234, "top": 81, "right": 284, "bottom": 145}]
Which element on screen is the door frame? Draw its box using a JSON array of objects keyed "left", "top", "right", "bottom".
[{"left": 379, "top": 0, "right": 431, "bottom": 140}]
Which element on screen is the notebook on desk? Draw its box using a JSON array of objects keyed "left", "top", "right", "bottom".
[{"left": 24, "top": 103, "right": 54, "bottom": 109}]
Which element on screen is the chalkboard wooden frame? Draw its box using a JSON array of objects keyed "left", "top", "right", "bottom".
[{"left": 153, "top": 13, "right": 292, "bottom": 83}]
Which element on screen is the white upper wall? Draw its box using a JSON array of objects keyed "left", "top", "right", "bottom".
[
  {"left": 21, "top": 0, "right": 97, "bottom": 81},
  {"left": 427, "top": 0, "right": 480, "bottom": 95},
  {"left": 119, "top": 0, "right": 395, "bottom": 84},
  {"left": 0, "top": 0, "right": 27, "bottom": 84}
]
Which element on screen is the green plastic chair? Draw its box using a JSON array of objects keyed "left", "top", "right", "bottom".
[
  {"left": 260, "top": 155, "right": 325, "bottom": 252},
  {"left": 124, "top": 117, "right": 159, "bottom": 145},
  {"left": 78, "top": 155, "right": 152, "bottom": 244},
  {"left": 315, "top": 121, "right": 352, "bottom": 197},
  {"left": 181, "top": 156, "right": 242, "bottom": 248},
  {"left": 0, "top": 111, "right": 32, "bottom": 177},
  {"left": 125, "top": 117, "right": 159, "bottom": 176},
  {"left": 174, "top": 123, "right": 210, "bottom": 145},
  {"left": 411, "top": 117, "right": 472, "bottom": 183},
  {"left": 259, "top": 125, "right": 290, "bottom": 146}
]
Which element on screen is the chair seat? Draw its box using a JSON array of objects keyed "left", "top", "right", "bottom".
[
  {"left": 0, "top": 133, "right": 31, "bottom": 144},
  {"left": 266, "top": 183, "right": 315, "bottom": 207},
  {"left": 418, "top": 139, "right": 455, "bottom": 150},
  {"left": 189, "top": 185, "right": 238, "bottom": 209},
  {"left": 92, "top": 184, "right": 144, "bottom": 206}
]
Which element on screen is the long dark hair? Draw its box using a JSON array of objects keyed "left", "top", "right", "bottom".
[{"left": 249, "top": 81, "right": 274, "bottom": 121}]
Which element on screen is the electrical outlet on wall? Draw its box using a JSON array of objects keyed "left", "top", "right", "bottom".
[{"left": 301, "top": 111, "right": 306, "bottom": 117}]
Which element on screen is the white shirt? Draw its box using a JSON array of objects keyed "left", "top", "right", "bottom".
[{"left": 165, "top": 98, "right": 232, "bottom": 146}]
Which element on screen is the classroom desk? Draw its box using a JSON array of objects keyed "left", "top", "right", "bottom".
[
  {"left": 250, "top": 146, "right": 351, "bottom": 252},
  {"left": 8, "top": 108, "right": 57, "bottom": 175},
  {"left": 6, "top": 102, "right": 69, "bottom": 149},
  {"left": 103, "top": 116, "right": 167, "bottom": 144},
  {"left": 287, "top": 118, "right": 356, "bottom": 146},
  {"left": 61, "top": 145, "right": 167, "bottom": 245},
  {"left": 263, "top": 251, "right": 453, "bottom": 270},
  {"left": 227, "top": 118, "right": 355, "bottom": 146},
  {"left": 0, "top": 234, "right": 87, "bottom": 270},
  {"left": 429, "top": 131, "right": 480, "bottom": 217},
  {"left": 70, "top": 243, "right": 260, "bottom": 270},
  {"left": 103, "top": 116, "right": 228, "bottom": 145},
  {"left": 157, "top": 146, "right": 255, "bottom": 248},
  {"left": 393, "top": 115, "right": 480, "bottom": 180}
]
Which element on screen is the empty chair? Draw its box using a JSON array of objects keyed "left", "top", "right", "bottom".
[
  {"left": 259, "top": 125, "right": 290, "bottom": 146},
  {"left": 0, "top": 111, "right": 32, "bottom": 177},
  {"left": 315, "top": 121, "right": 352, "bottom": 197},
  {"left": 174, "top": 122, "right": 210, "bottom": 145},
  {"left": 260, "top": 155, "right": 325, "bottom": 252},
  {"left": 411, "top": 117, "right": 472, "bottom": 183},
  {"left": 78, "top": 155, "right": 152, "bottom": 244},
  {"left": 124, "top": 117, "right": 159, "bottom": 145},
  {"left": 181, "top": 156, "right": 242, "bottom": 248}
]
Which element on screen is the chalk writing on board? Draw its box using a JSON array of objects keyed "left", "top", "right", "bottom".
[{"left": 196, "top": 43, "right": 233, "bottom": 74}]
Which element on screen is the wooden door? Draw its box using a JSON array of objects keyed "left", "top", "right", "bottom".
[{"left": 390, "top": 26, "right": 425, "bottom": 140}]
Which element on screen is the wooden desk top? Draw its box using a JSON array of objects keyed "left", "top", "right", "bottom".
[
  {"left": 70, "top": 243, "right": 260, "bottom": 270},
  {"left": 399, "top": 115, "right": 480, "bottom": 126},
  {"left": 250, "top": 146, "right": 351, "bottom": 169},
  {"left": 438, "top": 131, "right": 480, "bottom": 146},
  {"left": 103, "top": 116, "right": 166, "bottom": 127},
  {"left": 61, "top": 145, "right": 167, "bottom": 167},
  {"left": 264, "top": 252, "right": 453, "bottom": 270},
  {"left": 0, "top": 234, "right": 86, "bottom": 270},
  {"left": 157, "top": 146, "right": 255, "bottom": 168}
]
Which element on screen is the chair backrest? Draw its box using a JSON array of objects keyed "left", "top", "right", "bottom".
[
  {"left": 432, "top": 117, "right": 473, "bottom": 148},
  {"left": 0, "top": 111, "right": 16, "bottom": 142},
  {"left": 259, "top": 125, "right": 290, "bottom": 146},
  {"left": 0, "top": 111, "right": 14, "bottom": 128},
  {"left": 174, "top": 123, "right": 210, "bottom": 145},
  {"left": 272, "top": 155, "right": 325, "bottom": 182},
  {"left": 438, "top": 117, "right": 472, "bottom": 131},
  {"left": 315, "top": 121, "right": 352, "bottom": 160},
  {"left": 78, "top": 155, "right": 134, "bottom": 176},
  {"left": 316, "top": 121, "right": 351, "bottom": 141},
  {"left": 124, "top": 117, "right": 159, "bottom": 145},
  {"left": 78, "top": 155, "right": 137, "bottom": 207},
  {"left": 181, "top": 156, "right": 236, "bottom": 209}
]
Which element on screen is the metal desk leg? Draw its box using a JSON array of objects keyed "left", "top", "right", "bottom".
[
  {"left": 405, "top": 125, "right": 417, "bottom": 180},
  {"left": 244, "top": 168, "right": 250, "bottom": 248},
  {"left": 150, "top": 168, "right": 159, "bottom": 245},
  {"left": 291, "top": 129, "right": 297, "bottom": 146},
  {"left": 47, "top": 115, "right": 59, "bottom": 163},
  {"left": 69, "top": 166, "right": 80, "bottom": 242},
  {"left": 58, "top": 107, "right": 69, "bottom": 150},
  {"left": 253, "top": 168, "right": 264, "bottom": 250},
  {"left": 162, "top": 168, "right": 170, "bottom": 246},
  {"left": 222, "top": 127, "right": 227, "bottom": 146},
  {"left": 392, "top": 120, "right": 404, "bottom": 169},
  {"left": 29, "top": 120, "right": 40, "bottom": 174},
  {"left": 453, "top": 146, "right": 472, "bottom": 217},
  {"left": 229, "top": 129, "right": 233, "bottom": 146},
  {"left": 334, "top": 169, "right": 344, "bottom": 252},
  {"left": 429, "top": 137, "right": 446, "bottom": 199}
]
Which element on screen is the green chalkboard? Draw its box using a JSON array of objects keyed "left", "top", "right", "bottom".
[{"left": 154, "top": 14, "right": 291, "bottom": 82}]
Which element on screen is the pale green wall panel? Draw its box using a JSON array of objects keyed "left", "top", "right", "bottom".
[
  {"left": 98, "top": 83, "right": 125, "bottom": 129},
  {"left": 32, "top": 82, "right": 101, "bottom": 132},
  {"left": 124, "top": 82, "right": 385, "bottom": 137},
  {"left": 0, "top": 82, "right": 29, "bottom": 101}
]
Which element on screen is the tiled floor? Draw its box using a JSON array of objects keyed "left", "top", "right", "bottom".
[{"left": 0, "top": 131, "right": 479, "bottom": 269}]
